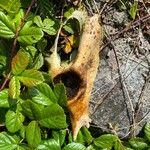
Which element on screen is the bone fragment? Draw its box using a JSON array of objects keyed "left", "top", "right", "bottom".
[{"left": 46, "top": 14, "right": 103, "bottom": 140}]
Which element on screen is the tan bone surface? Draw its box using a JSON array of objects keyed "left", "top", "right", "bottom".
[{"left": 47, "top": 14, "right": 103, "bottom": 140}]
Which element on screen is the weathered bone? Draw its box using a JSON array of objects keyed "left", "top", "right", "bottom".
[{"left": 46, "top": 14, "right": 103, "bottom": 140}]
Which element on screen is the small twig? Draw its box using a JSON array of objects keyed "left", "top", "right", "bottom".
[
  {"left": 84, "top": 0, "right": 94, "bottom": 15},
  {"left": 134, "top": 73, "right": 150, "bottom": 121},
  {"left": 11, "top": 0, "right": 35, "bottom": 59},
  {"left": 121, "top": 111, "right": 150, "bottom": 139},
  {"left": 91, "top": 52, "right": 150, "bottom": 116},
  {"left": 0, "top": 0, "right": 35, "bottom": 91},
  {"left": 0, "top": 73, "right": 11, "bottom": 91},
  {"left": 108, "top": 123, "right": 125, "bottom": 150},
  {"left": 101, "top": 13, "right": 150, "bottom": 51},
  {"left": 106, "top": 33, "right": 136, "bottom": 137},
  {"left": 99, "top": 0, "right": 117, "bottom": 15},
  {"left": 92, "top": 0, "right": 100, "bottom": 14}
]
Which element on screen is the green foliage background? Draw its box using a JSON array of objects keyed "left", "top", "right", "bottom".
[{"left": 0, "top": 0, "right": 149, "bottom": 149}]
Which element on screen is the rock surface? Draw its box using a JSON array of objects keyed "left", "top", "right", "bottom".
[{"left": 89, "top": 4, "right": 150, "bottom": 138}]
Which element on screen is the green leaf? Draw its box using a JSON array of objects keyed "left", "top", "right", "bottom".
[
  {"left": 0, "top": 132, "right": 18, "bottom": 150},
  {"left": 19, "top": 125, "right": 26, "bottom": 139},
  {"left": 0, "top": 89, "right": 10, "bottom": 108},
  {"left": 64, "top": 10, "right": 87, "bottom": 33},
  {"left": 63, "top": 19, "right": 79, "bottom": 34},
  {"left": 21, "top": 100, "right": 42, "bottom": 120},
  {"left": 81, "top": 127, "right": 93, "bottom": 144},
  {"left": 37, "top": 139, "right": 61, "bottom": 150},
  {"left": 86, "top": 145, "right": 96, "bottom": 150},
  {"left": 18, "top": 69, "right": 44, "bottom": 87},
  {"left": 54, "top": 83, "right": 67, "bottom": 107},
  {"left": 39, "top": 104, "right": 67, "bottom": 128},
  {"left": 34, "top": 16, "right": 57, "bottom": 35},
  {"left": 5, "top": 110, "right": 24, "bottom": 133},
  {"left": 18, "top": 21, "right": 44, "bottom": 45},
  {"left": 16, "top": 145, "right": 31, "bottom": 150},
  {"left": 0, "top": 11, "right": 15, "bottom": 38},
  {"left": 26, "top": 46, "right": 37, "bottom": 59},
  {"left": 52, "top": 130, "right": 66, "bottom": 146},
  {"left": 12, "top": 9, "right": 24, "bottom": 28},
  {"left": 129, "top": 1, "right": 138, "bottom": 20},
  {"left": 144, "top": 122, "right": 150, "bottom": 141},
  {"left": 64, "top": 7, "right": 75, "bottom": 18},
  {"left": 42, "top": 18, "right": 56, "bottom": 35},
  {"left": 11, "top": 50, "right": 29, "bottom": 75},
  {"left": 129, "top": 137, "right": 148, "bottom": 149},
  {"left": 42, "top": 72, "right": 52, "bottom": 84},
  {"left": 94, "top": 134, "right": 118, "bottom": 149},
  {"left": 63, "top": 142, "right": 86, "bottom": 150},
  {"left": 28, "top": 83, "right": 57, "bottom": 106},
  {"left": 26, "top": 121, "right": 41, "bottom": 148},
  {"left": 37, "top": 38, "right": 47, "bottom": 52},
  {"left": 75, "top": 130, "right": 84, "bottom": 144},
  {"left": 0, "top": 41, "right": 8, "bottom": 73},
  {"left": 31, "top": 53, "right": 44, "bottom": 70},
  {"left": 8, "top": 76, "right": 20, "bottom": 99},
  {"left": 0, "top": 0, "right": 21, "bottom": 14},
  {"left": 33, "top": 16, "right": 43, "bottom": 28},
  {"left": 114, "top": 141, "right": 125, "bottom": 150}
]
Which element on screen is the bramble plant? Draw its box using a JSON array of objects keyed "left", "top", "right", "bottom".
[{"left": 0, "top": 0, "right": 149, "bottom": 150}]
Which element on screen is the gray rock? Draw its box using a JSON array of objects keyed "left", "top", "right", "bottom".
[{"left": 90, "top": 33, "right": 150, "bottom": 138}]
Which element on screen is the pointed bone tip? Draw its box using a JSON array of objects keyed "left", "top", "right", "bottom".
[{"left": 72, "top": 115, "right": 91, "bottom": 141}]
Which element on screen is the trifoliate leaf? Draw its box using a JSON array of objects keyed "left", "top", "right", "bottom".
[
  {"left": 34, "top": 16, "right": 57, "bottom": 35},
  {"left": 5, "top": 110, "right": 24, "bottom": 133},
  {"left": 37, "top": 139, "right": 61, "bottom": 150},
  {"left": 26, "top": 121, "right": 41, "bottom": 148},
  {"left": 11, "top": 50, "right": 29, "bottom": 75},
  {"left": 0, "top": 11, "right": 15, "bottom": 38},
  {"left": 39, "top": 104, "right": 67, "bottom": 129},
  {"left": 8, "top": 76, "right": 20, "bottom": 99},
  {"left": 18, "top": 69, "right": 44, "bottom": 87}
]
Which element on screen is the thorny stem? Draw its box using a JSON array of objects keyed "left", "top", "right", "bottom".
[{"left": 0, "top": 0, "right": 35, "bottom": 91}]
